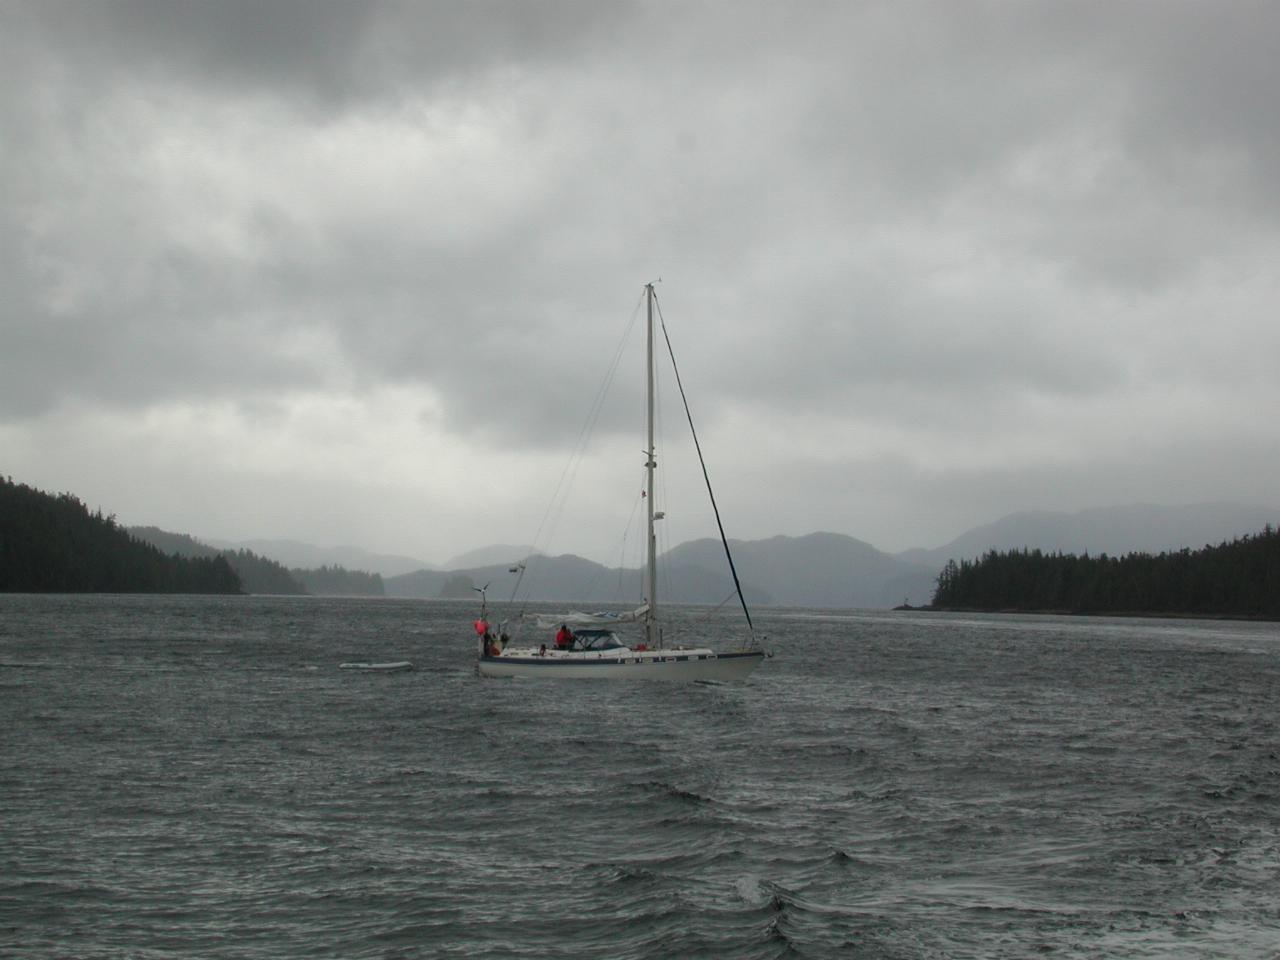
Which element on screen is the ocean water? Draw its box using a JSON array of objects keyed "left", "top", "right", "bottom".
[{"left": 1, "top": 595, "right": 1278, "bottom": 959}]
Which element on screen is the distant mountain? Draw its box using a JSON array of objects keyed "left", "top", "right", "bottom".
[
  {"left": 105, "top": 501, "right": 1276, "bottom": 609},
  {"left": 129, "top": 526, "right": 221, "bottom": 560},
  {"left": 131, "top": 527, "right": 390, "bottom": 596},
  {"left": 901, "top": 503, "right": 1279, "bottom": 569},
  {"left": 386, "top": 552, "right": 775, "bottom": 606},
  {"left": 386, "top": 554, "right": 604, "bottom": 604},
  {"left": 204, "top": 538, "right": 429, "bottom": 578},
  {"left": 130, "top": 526, "right": 306, "bottom": 595},
  {"left": 387, "top": 532, "right": 935, "bottom": 608},
  {"left": 443, "top": 544, "right": 538, "bottom": 569},
  {"left": 665, "top": 532, "right": 936, "bottom": 609},
  {"left": 389, "top": 505, "right": 1280, "bottom": 610}
]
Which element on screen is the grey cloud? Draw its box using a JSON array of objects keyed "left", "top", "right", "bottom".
[
  {"left": 5, "top": 1, "right": 636, "bottom": 112},
  {"left": 3, "top": 1, "right": 1279, "bottom": 558}
]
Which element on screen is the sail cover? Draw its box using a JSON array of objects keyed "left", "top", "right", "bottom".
[{"left": 530, "top": 605, "right": 649, "bottom": 631}]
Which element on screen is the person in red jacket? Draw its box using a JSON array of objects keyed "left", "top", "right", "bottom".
[{"left": 554, "top": 623, "right": 574, "bottom": 650}]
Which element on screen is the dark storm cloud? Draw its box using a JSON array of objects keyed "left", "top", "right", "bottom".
[
  {"left": 2, "top": 0, "right": 646, "bottom": 433},
  {"left": 5, "top": 1, "right": 631, "bottom": 109}
]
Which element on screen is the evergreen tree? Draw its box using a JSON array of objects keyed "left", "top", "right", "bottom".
[
  {"left": 931, "top": 526, "right": 1280, "bottom": 618},
  {"left": 0, "top": 476, "right": 242, "bottom": 594},
  {"left": 292, "top": 564, "right": 384, "bottom": 596}
]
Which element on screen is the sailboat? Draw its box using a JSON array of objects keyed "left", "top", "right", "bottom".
[{"left": 474, "top": 283, "right": 766, "bottom": 681}]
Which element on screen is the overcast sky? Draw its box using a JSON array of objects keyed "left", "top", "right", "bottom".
[{"left": 3, "top": 1, "right": 1278, "bottom": 566}]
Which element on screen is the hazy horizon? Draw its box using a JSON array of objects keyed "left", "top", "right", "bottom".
[{"left": 140, "top": 499, "right": 1278, "bottom": 574}]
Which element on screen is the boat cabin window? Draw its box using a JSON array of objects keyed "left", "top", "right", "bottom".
[{"left": 575, "top": 630, "right": 624, "bottom": 650}]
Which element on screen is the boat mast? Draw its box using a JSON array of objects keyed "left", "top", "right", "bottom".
[{"left": 645, "top": 282, "right": 659, "bottom": 648}]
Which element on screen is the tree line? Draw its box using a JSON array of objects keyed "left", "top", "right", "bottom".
[
  {"left": 931, "top": 525, "right": 1280, "bottom": 618},
  {"left": 1, "top": 477, "right": 391, "bottom": 596},
  {"left": 130, "top": 527, "right": 386, "bottom": 595},
  {"left": 1, "top": 477, "right": 241, "bottom": 594},
  {"left": 130, "top": 526, "right": 307, "bottom": 594},
  {"left": 291, "top": 565, "right": 384, "bottom": 596}
]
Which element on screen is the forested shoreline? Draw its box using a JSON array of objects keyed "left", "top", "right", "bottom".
[
  {"left": 931, "top": 526, "right": 1280, "bottom": 619},
  {"left": 128, "top": 527, "right": 384, "bottom": 595},
  {"left": 8, "top": 468, "right": 1275, "bottom": 612},
  {"left": 292, "top": 564, "right": 384, "bottom": 596},
  {"left": 1, "top": 476, "right": 241, "bottom": 594},
  {"left": 128, "top": 526, "right": 307, "bottom": 594},
  {"left": 0, "top": 476, "right": 386, "bottom": 595}
]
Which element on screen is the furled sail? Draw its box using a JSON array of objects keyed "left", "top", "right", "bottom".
[{"left": 530, "top": 605, "right": 649, "bottom": 631}]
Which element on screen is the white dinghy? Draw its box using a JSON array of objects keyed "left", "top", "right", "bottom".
[
  {"left": 474, "top": 284, "right": 766, "bottom": 682},
  {"left": 340, "top": 661, "right": 414, "bottom": 672}
]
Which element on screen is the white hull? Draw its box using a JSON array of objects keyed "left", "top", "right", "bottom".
[{"left": 478, "top": 648, "right": 763, "bottom": 681}]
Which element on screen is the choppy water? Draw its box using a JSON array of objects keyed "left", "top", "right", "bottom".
[{"left": 2, "top": 595, "right": 1278, "bottom": 958}]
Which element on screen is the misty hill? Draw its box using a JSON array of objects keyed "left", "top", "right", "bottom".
[
  {"left": 389, "top": 504, "right": 1278, "bottom": 610},
  {"left": 131, "top": 526, "right": 306, "bottom": 595},
  {"left": 387, "top": 532, "right": 936, "bottom": 608},
  {"left": 130, "top": 526, "right": 220, "bottom": 560},
  {"left": 205, "top": 538, "right": 429, "bottom": 578},
  {"left": 901, "top": 503, "right": 1279, "bottom": 569},
  {"left": 443, "top": 544, "right": 537, "bottom": 569},
  {"left": 666, "top": 532, "right": 937, "bottom": 609},
  {"left": 386, "top": 552, "right": 776, "bottom": 606},
  {"left": 132, "top": 527, "right": 387, "bottom": 596},
  {"left": 2, "top": 478, "right": 240, "bottom": 594}
]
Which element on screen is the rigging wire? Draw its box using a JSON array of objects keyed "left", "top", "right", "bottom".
[
  {"left": 693, "top": 591, "right": 739, "bottom": 623},
  {"left": 594, "top": 472, "right": 647, "bottom": 605},
  {"left": 612, "top": 482, "right": 644, "bottom": 602},
  {"left": 510, "top": 291, "right": 645, "bottom": 612},
  {"left": 653, "top": 337, "right": 674, "bottom": 612},
  {"left": 581, "top": 475, "right": 645, "bottom": 603},
  {"left": 652, "top": 291, "right": 757, "bottom": 639}
]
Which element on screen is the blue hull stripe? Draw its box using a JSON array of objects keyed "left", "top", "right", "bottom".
[{"left": 481, "top": 651, "right": 764, "bottom": 667}]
